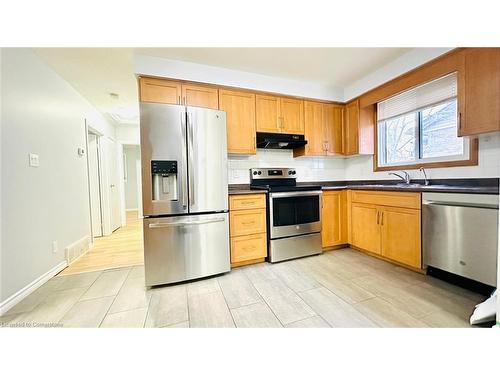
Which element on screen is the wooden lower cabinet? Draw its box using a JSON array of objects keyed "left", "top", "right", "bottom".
[
  {"left": 229, "top": 194, "right": 267, "bottom": 267},
  {"left": 380, "top": 207, "right": 421, "bottom": 268},
  {"left": 230, "top": 233, "right": 267, "bottom": 264},
  {"left": 350, "top": 191, "right": 422, "bottom": 269},
  {"left": 321, "top": 190, "right": 347, "bottom": 248},
  {"left": 351, "top": 203, "right": 381, "bottom": 255},
  {"left": 230, "top": 208, "right": 266, "bottom": 237}
]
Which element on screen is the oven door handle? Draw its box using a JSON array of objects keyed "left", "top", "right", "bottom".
[{"left": 269, "top": 191, "right": 323, "bottom": 198}]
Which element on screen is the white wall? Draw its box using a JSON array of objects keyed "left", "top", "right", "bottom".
[
  {"left": 134, "top": 55, "right": 344, "bottom": 102},
  {"left": 116, "top": 124, "right": 140, "bottom": 145},
  {"left": 343, "top": 48, "right": 453, "bottom": 101},
  {"left": 0, "top": 48, "right": 116, "bottom": 305},
  {"left": 344, "top": 133, "right": 500, "bottom": 181},
  {"left": 229, "top": 149, "right": 345, "bottom": 184},
  {"left": 123, "top": 145, "right": 140, "bottom": 210}
]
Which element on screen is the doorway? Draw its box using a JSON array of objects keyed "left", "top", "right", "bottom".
[
  {"left": 87, "top": 130, "right": 103, "bottom": 238},
  {"left": 123, "top": 144, "right": 142, "bottom": 219}
]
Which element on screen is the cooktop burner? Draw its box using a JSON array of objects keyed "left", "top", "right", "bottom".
[
  {"left": 250, "top": 184, "right": 322, "bottom": 192},
  {"left": 249, "top": 168, "right": 322, "bottom": 192}
]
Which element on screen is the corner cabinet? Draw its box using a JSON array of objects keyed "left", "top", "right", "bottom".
[
  {"left": 219, "top": 89, "right": 256, "bottom": 154},
  {"left": 343, "top": 100, "right": 375, "bottom": 156},
  {"left": 460, "top": 48, "right": 500, "bottom": 136},
  {"left": 256, "top": 94, "right": 304, "bottom": 135},
  {"left": 321, "top": 190, "right": 348, "bottom": 248},
  {"left": 350, "top": 191, "right": 422, "bottom": 269}
]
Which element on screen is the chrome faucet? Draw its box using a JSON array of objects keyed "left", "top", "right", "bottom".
[
  {"left": 389, "top": 170, "right": 411, "bottom": 184},
  {"left": 419, "top": 167, "right": 429, "bottom": 186}
]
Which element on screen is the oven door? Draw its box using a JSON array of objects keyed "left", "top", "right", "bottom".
[{"left": 269, "top": 191, "right": 322, "bottom": 239}]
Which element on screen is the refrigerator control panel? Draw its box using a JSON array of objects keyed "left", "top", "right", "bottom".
[{"left": 151, "top": 160, "right": 177, "bottom": 175}]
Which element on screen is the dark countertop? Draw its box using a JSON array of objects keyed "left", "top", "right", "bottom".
[
  {"left": 229, "top": 178, "right": 499, "bottom": 195},
  {"left": 228, "top": 184, "right": 266, "bottom": 195}
]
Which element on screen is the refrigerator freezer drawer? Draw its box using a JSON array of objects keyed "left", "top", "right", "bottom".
[{"left": 143, "top": 213, "right": 230, "bottom": 286}]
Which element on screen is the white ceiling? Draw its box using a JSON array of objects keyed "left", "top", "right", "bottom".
[
  {"left": 34, "top": 47, "right": 415, "bottom": 125},
  {"left": 136, "top": 48, "right": 411, "bottom": 87}
]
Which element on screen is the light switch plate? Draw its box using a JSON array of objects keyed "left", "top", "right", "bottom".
[{"left": 29, "top": 153, "right": 40, "bottom": 167}]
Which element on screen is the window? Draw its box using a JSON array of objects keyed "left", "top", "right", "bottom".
[{"left": 377, "top": 73, "right": 470, "bottom": 169}]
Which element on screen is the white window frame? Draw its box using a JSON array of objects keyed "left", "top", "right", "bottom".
[{"left": 377, "top": 98, "right": 469, "bottom": 169}]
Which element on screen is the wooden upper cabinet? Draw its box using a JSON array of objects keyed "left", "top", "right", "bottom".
[
  {"left": 256, "top": 94, "right": 280, "bottom": 133},
  {"left": 182, "top": 83, "right": 218, "bottom": 109},
  {"left": 344, "top": 100, "right": 360, "bottom": 156},
  {"left": 461, "top": 48, "right": 500, "bottom": 136},
  {"left": 139, "top": 77, "right": 181, "bottom": 104},
  {"left": 219, "top": 89, "right": 256, "bottom": 154},
  {"left": 322, "top": 190, "right": 347, "bottom": 248},
  {"left": 325, "top": 104, "right": 344, "bottom": 155},
  {"left": 295, "top": 101, "right": 342, "bottom": 157},
  {"left": 280, "top": 97, "right": 304, "bottom": 134},
  {"left": 302, "top": 101, "right": 325, "bottom": 155}
]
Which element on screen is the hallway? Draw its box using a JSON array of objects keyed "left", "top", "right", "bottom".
[{"left": 59, "top": 211, "right": 143, "bottom": 276}]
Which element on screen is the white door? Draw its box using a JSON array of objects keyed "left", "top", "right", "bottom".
[
  {"left": 103, "top": 137, "right": 121, "bottom": 233},
  {"left": 88, "top": 133, "right": 103, "bottom": 237}
]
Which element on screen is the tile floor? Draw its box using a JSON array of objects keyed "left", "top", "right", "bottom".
[{"left": 0, "top": 248, "right": 486, "bottom": 328}]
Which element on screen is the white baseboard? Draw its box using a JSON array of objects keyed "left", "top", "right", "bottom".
[
  {"left": 0, "top": 260, "right": 68, "bottom": 316},
  {"left": 65, "top": 235, "right": 91, "bottom": 265}
]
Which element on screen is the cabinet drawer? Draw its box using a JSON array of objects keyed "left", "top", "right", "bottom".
[
  {"left": 230, "top": 208, "right": 266, "bottom": 236},
  {"left": 231, "top": 233, "right": 267, "bottom": 263},
  {"left": 351, "top": 190, "right": 421, "bottom": 209},
  {"left": 229, "top": 194, "right": 266, "bottom": 210}
]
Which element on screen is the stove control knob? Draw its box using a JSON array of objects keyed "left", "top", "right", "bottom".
[
  {"left": 288, "top": 171, "right": 292, "bottom": 175},
  {"left": 258, "top": 171, "right": 262, "bottom": 175},
  {"left": 253, "top": 171, "right": 258, "bottom": 175}
]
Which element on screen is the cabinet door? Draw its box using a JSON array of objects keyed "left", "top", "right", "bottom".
[
  {"left": 344, "top": 100, "right": 359, "bottom": 155},
  {"left": 351, "top": 203, "right": 380, "bottom": 254},
  {"left": 139, "top": 77, "right": 181, "bottom": 104},
  {"left": 325, "top": 104, "right": 344, "bottom": 155},
  {"left": 303, "top": 101, "right": 326, "bottom": 155},
  {"left": 280, "top": 97, "right": 304, "bottom": 134},
  {"left": 462, "top": 48, "right": 500, "bottom": 136},
  {"left": 182, "top": 83, "right": 219, "bottom": 109},
  {"left": 322, "top": 191, "right": 347, "bottom": 247},
  {"left": 380, "top": 207, "right": 421, "bottom": 268},
  {"left": 219, "top": 89, "right": 256, "bottom": 154},
  {"left": 256, "top": 94, "right": 280, "bottom": 133}
]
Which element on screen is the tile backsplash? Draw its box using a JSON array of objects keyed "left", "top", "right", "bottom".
[
  {"left": 229, "top": 133, "right": 500, "bottom": 185},
  {"left": 228, "top": 149, "right": 346, "bottom": 184}
]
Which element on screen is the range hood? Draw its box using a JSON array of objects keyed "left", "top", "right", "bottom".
[{"left": 256, "top": 132, "right": 307, "bottom": 150}]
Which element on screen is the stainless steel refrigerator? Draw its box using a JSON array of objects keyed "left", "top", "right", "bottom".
[{"left": 140, "top": 103, "right": 229, "bottom": 287}]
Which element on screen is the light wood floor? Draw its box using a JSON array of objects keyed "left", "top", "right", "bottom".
[
  {"left": 2, "top": 248, "right": 487, "bottom": 327},
  {"left": 58, "top": 211, "right": 144, "bottom": 276}
]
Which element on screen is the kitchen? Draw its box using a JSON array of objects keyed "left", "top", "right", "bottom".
[{"left": 1, "top": 6, "right": 500, "bottom": 370}]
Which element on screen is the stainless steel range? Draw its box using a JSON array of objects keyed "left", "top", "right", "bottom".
[{"left": 250, "top": 168, "right": 322, "bottom": 262}]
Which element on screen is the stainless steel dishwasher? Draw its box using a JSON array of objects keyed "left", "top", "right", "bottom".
[{"left": 422, "top": 192, "right": 498, "bottom": 287}]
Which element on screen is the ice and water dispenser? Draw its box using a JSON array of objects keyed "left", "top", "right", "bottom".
[{"left": 151, "top": 160, "right": 178, "bottom": 201}]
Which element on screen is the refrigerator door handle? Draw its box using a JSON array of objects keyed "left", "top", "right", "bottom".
[
  {"left": 148, "top": 217, "right": 225, "bottom": 228},
  {"left": 187, "top": 112, "right": 195, "bottom": 206},
  {"left": 180, "top": 112, "right": 188, "bottom": 208}
]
